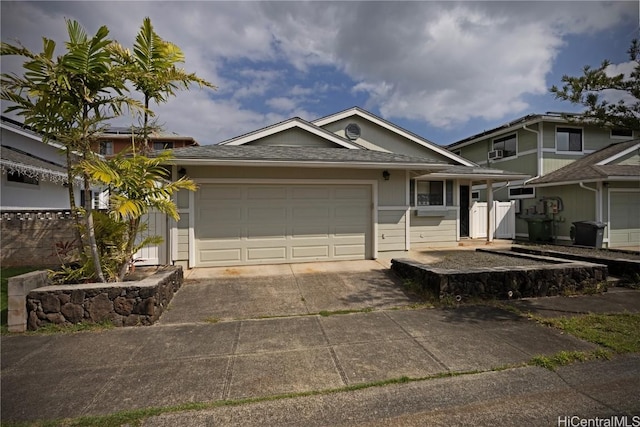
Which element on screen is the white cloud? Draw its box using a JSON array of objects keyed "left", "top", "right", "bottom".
[
  {"left": 266, "top": 97, "right": 297, "bottom": 112},
  {"left": 1, "top": 1, "right": 636, "bottom": 143}
]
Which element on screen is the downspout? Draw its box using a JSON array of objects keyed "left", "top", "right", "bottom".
[
  {"left": 522, "top": 123, "right": 542, "bottom": 184},
  {"left": 579, "top": 182, "right": 601, "bottom": 221}
]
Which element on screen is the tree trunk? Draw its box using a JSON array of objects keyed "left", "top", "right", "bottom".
[
  {"left": 84, "top": 174, "right": 106, "bottom": 282},
  {"left": 117, "top": 216, "right": 141, "bottom": 281},
  {"left": 65, "top": 150, "right": 86, "bottom": 259}
]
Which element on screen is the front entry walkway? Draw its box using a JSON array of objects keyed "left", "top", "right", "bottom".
[{"left": 159, "top": 260, "right": 415, "bottom": 324}]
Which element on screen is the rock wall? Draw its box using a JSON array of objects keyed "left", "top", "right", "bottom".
[
  {"left": 391, "top": 258, "right": 608, "bottom": 301},
  {"left": 25, "top": 266, "right": 182, "bottom": 330},
  {"left": 1, "top": 211, "right": 77, "bottom": 267}
]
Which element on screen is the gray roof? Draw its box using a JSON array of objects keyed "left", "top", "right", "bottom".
[
  {"left": 168, "top": 145, "right": 450, "bottom": 166},
  {"left": 0, "top": 145, "right": 66, "bottom": 174},
  {"left": 528, "top": 139, "right": 640, "bottom": 185}
]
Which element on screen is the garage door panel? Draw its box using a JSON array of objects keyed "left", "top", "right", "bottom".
[
  {"left": 610, "top": 192, "right": 640, "bottom": 248},
  {"left": 247, "top": 247, "right": 287, "bottom": 260},
  {"left": 247, "top": 206, "right": 287, "bottom": 221},
  {"left": 195, "top": 184, "right": 371, "bottom": 266},
  {"left": 200, "top": 186, "right": 242, "bottom": 200},
  {"left": 292, "top": 206, "right": 330, "bottom": 219},
  {"left": 335, "top": 187, "right": 369, "bottom": 199},
  {"left": 200, "top": 248, "right": 242, "bottom": 263},
  {"left": 291, "top": 187, "right": 331, "bottom": 199},
  {"left": 292, "top": 246, "right": 330, "bottom": 259},
  {"left": 334, "top": 244, "right": 365, "bottom": 257},
  {"left": 246, "top": 224, "right": 287, "bottom": 240},
  {"left": 247, "top": 186, "right": 287, "bottom": 200}
]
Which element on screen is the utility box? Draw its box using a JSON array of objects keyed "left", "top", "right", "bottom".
[
  {"left": 573, "top": 221, "right": 606, "bottom": 248},
  {"left": 524, "top": 216, "right": 553, "bottom": 242}
]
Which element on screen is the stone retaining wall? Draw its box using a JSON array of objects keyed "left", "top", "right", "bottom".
[
  {"left": 391, "top": 258, "right": 608, "bottom": 301},
  {"left": 15, "top": 266, "right": 183, "bottom": 331},
  {"left": 510, "top": 246, "right": 640, "bottom": 282}
]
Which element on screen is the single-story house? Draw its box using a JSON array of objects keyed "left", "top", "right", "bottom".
[
  {"left": 163, "top": 107, "right": 527, "bottom": 268},
  {"left": 526, "top": 139, "right": 640, "bottom": 249}
]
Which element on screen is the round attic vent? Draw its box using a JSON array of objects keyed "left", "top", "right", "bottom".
[{"left": 345, "top": 123, "right": 361, "bottom": 140}]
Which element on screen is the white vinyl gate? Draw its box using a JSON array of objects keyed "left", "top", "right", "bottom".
[
  {"left": 133, "top": 211, "right": 167, "bottom": 266},
  {"left": 470, "top": 201, "right": 516, "bottom": 239}
]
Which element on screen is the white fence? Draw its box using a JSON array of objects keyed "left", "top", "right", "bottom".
[
  {"left": 133, "top": 211, "right": 167, "bottom": 266},
  {"left": 470, "top": 201, "right": 516, "bottom": 239}
]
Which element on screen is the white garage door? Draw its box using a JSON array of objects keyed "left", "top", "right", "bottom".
[
  {"left": 195, "top": 184, "right": 372, "bottom": 267},
  {"left": 610, "top": 191, "right": 640, "bottom": 249}
]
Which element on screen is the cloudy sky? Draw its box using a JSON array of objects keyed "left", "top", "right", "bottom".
[{"left": 1, "top": 1, "right": 637, "bottom": 146}]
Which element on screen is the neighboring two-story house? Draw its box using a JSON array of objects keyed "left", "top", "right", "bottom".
[
  {"left": 447, "top": 113, "right": 639, "bottom": 249},
  {"left": 94, "top": 127, "right": 199, "bottom": 157}
]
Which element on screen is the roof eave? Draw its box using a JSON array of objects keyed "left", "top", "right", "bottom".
[
  {"left": 528, "top": 176, "right": 640, "bottom": 187},
  {"left": 164, "top": 158, "right": 451, "bottom": 170}
]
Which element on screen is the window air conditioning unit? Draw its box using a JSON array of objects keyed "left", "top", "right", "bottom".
[{"left": 488, "top": 150, "right": 503, "bottom": 160}]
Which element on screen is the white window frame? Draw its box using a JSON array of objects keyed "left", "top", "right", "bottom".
[
  {"left": 508, "top": 186, "right": 535, "bottom": 199},
  {"left": 555, "top": 126, "right": 584, "bottom": 153},
  {"left": 471, "top": 191, "right": 480, "bottom": 200},
  {"left": 610, "top": 129, "right": 633, "bottom": 140},
  {"left": 492, "top": 133, "right": 517, "bottom": 159},
  {"left": 414, "top": 179, "right": 454, "bottom": 207}
]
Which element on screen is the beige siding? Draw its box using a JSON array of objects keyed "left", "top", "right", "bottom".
[
  {"left": 244, "top": 128, "right": 341, "bottom": 148},
  {"left": 409, "top": 209, "right": 457, "bottom": 247},
  {"left": 614, "top": 150, "right": 640, "bottom": 166},
  {"left": 320, "top": 117, "right": 454, "bottom": 162},
  {"left": 177, "top": 215, "right": 189, "bottom": 261},
  {"left": 378, "top": 210, "right": 406, "bottom": 252}
]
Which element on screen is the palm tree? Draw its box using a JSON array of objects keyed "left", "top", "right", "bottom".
[
  {"left": 112, "top": 17, "right": 215, "bottom": 152},
  {"left": 2, "top": 20, "right": 143, "bottom": 282},
  {"left": 81, "top": 150, "right": 197, "bottom": 280}
]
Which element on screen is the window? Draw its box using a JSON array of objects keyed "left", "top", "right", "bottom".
[
  {"left": 413, "top": 180, "right": 454, "bottom": 206},
  {"left": 556, "top": 127, "right": 583, "bottom": 152},
  {"left": 611, "top": 129, "right": 633, "bottom": 139},
  {"left": 99, "top": 140, "right": 113, "bottom": 155},
  {"left": 509, "top": 187, "right": 535, "bottom": 199},
  {"left": 153, "top": 141, "right": 174, "bottom": 150},
  {"left": 492, "top": 134, "right": 517, "bottom": 158},
  {"left": 471, "top": 191, "right": 480, "bottom": 200},
  {"left": 7, "top": 172, "right": 38, "bottom": 186}
]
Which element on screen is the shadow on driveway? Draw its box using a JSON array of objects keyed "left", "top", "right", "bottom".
[{"left": 159, "top": 260, "right": 418, "bottom": 324}]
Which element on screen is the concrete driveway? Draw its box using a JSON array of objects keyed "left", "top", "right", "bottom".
[{"left": 159, "top": 260, "right": 416, "bottom": 324}]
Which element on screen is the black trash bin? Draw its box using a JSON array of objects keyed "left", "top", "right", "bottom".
[{"left": 572, "top": 221, "right": 606, "bottom": 248}]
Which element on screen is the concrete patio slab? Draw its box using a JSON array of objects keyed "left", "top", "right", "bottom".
[{"left": 227, "top": 348, "right": 344, "bottom": 399}]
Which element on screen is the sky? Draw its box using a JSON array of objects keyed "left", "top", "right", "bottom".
[{"left": 1, "top": 1, "right": 638, "bottom": 146}]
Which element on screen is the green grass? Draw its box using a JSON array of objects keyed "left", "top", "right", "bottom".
[
  {"left": 529, "top": 349, "right": 611, "bottom": 371},
  {"left": 1, "top": 266, "right": 41, "bottom": 329},
  {"left": 539, "top": 313, "right": 640, "bottom": 354},
  {"left": 23, "top": 321, "right": 115, "bottom": 335}
]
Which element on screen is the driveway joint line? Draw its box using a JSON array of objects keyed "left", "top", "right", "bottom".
[
  {"left": 315, "top": 316, "right": 349, "bottom": 386},
  {"left": 384, "top": 311, "right": 451, "bottom": 372}
]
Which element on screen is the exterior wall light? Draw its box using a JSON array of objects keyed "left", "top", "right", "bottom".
[{"left": 382, "top": 170, "right": 390, "bottom": 181}]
